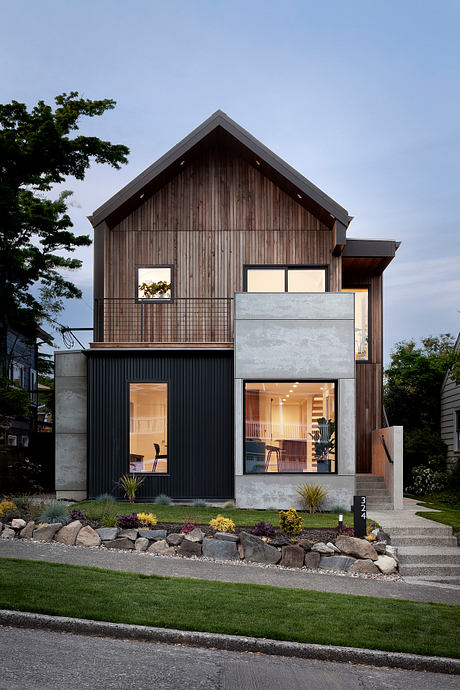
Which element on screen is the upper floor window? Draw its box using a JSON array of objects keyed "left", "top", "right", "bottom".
[
  {"left": 244, "top": 266, "right": 327, "bottom": 293},
  {"left": 137, "top": 265, "right": 173, "bottom": 301},
  {"left": 342, "top": 288, "right": 369, "bottom": 361}
]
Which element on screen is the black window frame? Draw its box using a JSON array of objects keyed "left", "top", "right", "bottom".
[
  {"left": 127, "top": 379, "right": 170, "bottom": 476},
  {"left": 135, "top": 264, "right": 175, "bottom": 303},
  {"left": 243, "top": 264, "right": 329, "bottom": 293},
  {"left": 243, "top": 378, "right": 338, "bottom": 475}
]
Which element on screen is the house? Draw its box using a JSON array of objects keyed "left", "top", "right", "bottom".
[
  {"left": 55, "top": 111, "right": 402, "bottom": 508},
  {"left": 441, "top": 333, "right": 460, "bottom": 471}
]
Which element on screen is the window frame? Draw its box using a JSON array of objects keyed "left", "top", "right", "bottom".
[
  {"left": 342, "top": 285, "right": 371, "bottom": 363},
  {"left": 127, "top": 379, "right": 170, "bottom": 475},
  {"left": 454, "top": 407, "right": 460, "bottom": 453},
  {"left": 243, "top": 264, "right": 329, "bottom": 293},
  {"left": 242, "top": 378, "right": 338, "bottom": 475},
  {"left": 135, "top": 264, "right": 175, "bottom": 303}
]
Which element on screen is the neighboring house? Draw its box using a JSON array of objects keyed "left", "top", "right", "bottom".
[
  {"left": 55, "top": 111, "right": 400, "bottom": 507},
  {"left": 441, "top": 333, "right": 460, "bottom": 471}
]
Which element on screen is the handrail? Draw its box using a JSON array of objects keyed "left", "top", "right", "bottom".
[{"left": 379, "top": 433, "right": 393, "bottom": 464}]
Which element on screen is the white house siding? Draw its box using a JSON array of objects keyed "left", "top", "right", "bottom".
[{"left": 441, "top": 371, "right": 460, "bottom": 471}]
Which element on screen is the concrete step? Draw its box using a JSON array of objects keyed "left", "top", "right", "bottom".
[
  {"left": 391, "top": 535, "right": 458, "bottom": 547},
  {"left": 397, "top": 547, "right": 460, "bottom": 565},
  {"left": 358, "top": 491, "right": 392, "bottom": 498},
  {"left": 385, "top": 525, "right": 453, "bottom": 536},
  {"left": 399, "top": 563, "right": 460, "bottom": 577},
  {"left": 365, "top": 502, "right": 393, "bottom": 510},
  {"left": 403, "top": 575, "right": 460, "bottom": 588}
]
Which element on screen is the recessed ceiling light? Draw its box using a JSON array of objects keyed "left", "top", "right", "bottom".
[
  {"left": 289, "top": 389, "right": 293, "bottom": 393},
  {"left": 180, "top": 160, "right": 185, "bottom": 166},
  {"left": 139, "top": 193, "right": 145, "bottom": 199},
  {"left": 286, "top": 394, "right": 290, "bottom": 398},
  {"left": 297, "top": 193, "right": 302, "bottom": 199},
  {"left": 255, "top": 160, "right": 261, "bottom": 166}
]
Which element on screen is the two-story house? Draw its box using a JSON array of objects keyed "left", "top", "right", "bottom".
[{"left": 55, "top": 111, "right": 401, "bottom": 509}]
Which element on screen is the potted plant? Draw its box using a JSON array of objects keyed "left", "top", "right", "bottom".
[
  {"left": 310, "top": 417, "right": 335, "bottom": 472},
  {"left": 139, "top": 280, "right": 172, "bottom": 299}
]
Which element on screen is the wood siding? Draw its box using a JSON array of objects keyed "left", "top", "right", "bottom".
[{"left": 441, "top": 372, "right": 460, "bottom": 470}]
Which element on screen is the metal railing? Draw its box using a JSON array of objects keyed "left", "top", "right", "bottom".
[{"left": 94, "top": 297, "right": 234, "bottom": 344}]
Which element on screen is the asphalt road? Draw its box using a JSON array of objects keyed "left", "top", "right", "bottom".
[{"left": 0, "top": 626, "right": 457, "bottom": 690}]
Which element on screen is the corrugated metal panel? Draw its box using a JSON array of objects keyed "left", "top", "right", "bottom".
[{"left": 88, "top": 351, "right": 234, "bottom": 499}]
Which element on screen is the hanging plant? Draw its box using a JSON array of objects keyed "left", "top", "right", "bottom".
[{"left": 139, "top": 280, "right": 171, "bottom": 299}]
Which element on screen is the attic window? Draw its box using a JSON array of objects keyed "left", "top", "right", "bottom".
[{"left": 137, "top": 266, "right": 173, "bottom": 301}]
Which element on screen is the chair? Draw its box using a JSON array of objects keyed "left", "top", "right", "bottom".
[
  {"left": 265, "top": 444, "right": 281, "bottom": 471},
  {"left": 152, "top": 443, "right": 168, "bottom": 472}
]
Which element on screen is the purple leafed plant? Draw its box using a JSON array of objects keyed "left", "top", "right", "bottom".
[
  {"left": 68, "top": 508, "right": 87, "bottom": 522},
  {"left": 116, "top": 513, "right": 141, "bottom": 529},
  {"left": 250, "top": 521, "right": 275, "bottom": 538},
  {"left": 335, "top": 523, "right": 354, "bottom": 537},
  {"left": 182, "top": 514, "right": 200, "bottom": 534}
]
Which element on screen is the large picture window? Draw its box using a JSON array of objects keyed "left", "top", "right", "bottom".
[
  {"left": 245, "top": 266, "right": 327, "bottom": 293},
  {"left": 129, "top": 383, "right": 168, "bottom": 473},
  {"left": 342, "top": 288, "right": 369, "bottom": 360},
  {"left": 244, "top": 381, "right": 336, "bottom": 474},
  {"left": 137, "top": 265, "right": 173, "bottom": 301}
]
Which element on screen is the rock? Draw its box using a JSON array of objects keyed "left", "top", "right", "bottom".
[
  {"left": 311, "top": 542, "right": 335, "bottom": 555},
  {"left": 280, "top": 545, "right": 305, "bottom": 568},
  {"left": 148, "top": 539, "right": 175, "bottom": 555},
  {"left": 138, "top": 529, "right": 167, "bottom": 541},
  {"left": 269, "top": 536, "right": 290, "bottom": 547},
  {"left": 166, "top": 532, "right": 184, "bottom": 546},
  {"left": 33, "top": 523, "right": 63, "bottom": 542},
  {"left": 177, "top": 540, "right": 202, "bottom": 557},
  {"left": 371, "top": 528, "right": 379, "bottom": 536},
  {"left": 375, "top": 554, "right": 397, "bottom": 574},
  {"left": 373, "top": 541, "right": 387, "bottom": 554},
  {"left": 76, "top": 525, "right": 101, "bottom": 547},
  {"left": 215, "top": 532, "right": 239, "bottom": 542},
  {"left": 304, "top": 551, "right": 321, "bottom": 569},
  {"left": 385, "top": 545, "right": 398, "bottom": 562},
  {"left": 319, "top": 555, "right": 356, "bottom": 572},
  {"left": 19, "top": 521, "right": 35, "bottom": 539},
  {"left": 335, "top": 536, "right": 378, "bottom": 561},
  {"left": 237, "top": 542, "right": 244, "bottom": 559},
  {"left": 297, "top": 539, "right": 312, "bottom": 552},
  {"left": 326, "top": 542, "right": 341, "bottom": 553},
  {"left": 184, "top": 528, "right": 204, "bottom": 543},
  {"left": 347, "top": 559, "right": 379, "bottom": 574},
  {"left": 11, "top": 518, "right": 26, "bottom": 529},
  {"left": 239, "top": 532, "right": 281, "bottom": 565},
  {"left": 135, "top": 537, "right": 150, "bottom": 552},
  {"left": 118, "top": 529, "right": 138, "bottom": 541},
  {"left": 377, "top": 530, "right": 391, "bottom": 544},
  {"left": 104, "top": 538, "right": 134, "bottom": 550},
  {"left": 1, "top": 527, "right": 15, "bottom": 538},
  {"left": 96, "top": 527, "right": 119, "bottom": 541},
  {"left": 202, "top": 537, "right": 239, "bottom": 560},
  {"left": 55, "top": 520, "right": 82, "bottom": 545}
]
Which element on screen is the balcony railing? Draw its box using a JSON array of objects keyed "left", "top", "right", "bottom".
[{"left": 94, "top": 298, "right": 234, "bottom": 344}]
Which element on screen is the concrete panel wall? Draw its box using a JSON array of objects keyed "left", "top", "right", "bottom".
[
  {"left": 234, "top": 292, "right": 356, "bottom": 509},
  {"left": 55, "top": 351, "right": 87, "bottom": 500}
]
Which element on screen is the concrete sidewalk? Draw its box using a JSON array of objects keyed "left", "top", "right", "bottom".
[{"left": 1, "top": 538, "right": 459, "bottom": 605}]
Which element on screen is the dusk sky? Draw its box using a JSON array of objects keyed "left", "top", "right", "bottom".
[{"left": 2, "top": 1, "right": 459, "bottom": 363}]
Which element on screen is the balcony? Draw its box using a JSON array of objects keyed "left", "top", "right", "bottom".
[{"left": 94, "top": 297, "right": 234, "bottom": 345}]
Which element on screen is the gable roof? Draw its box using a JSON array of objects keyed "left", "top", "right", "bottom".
[{"left": 89, "top": 110, "right": 351, "bottom": 232}]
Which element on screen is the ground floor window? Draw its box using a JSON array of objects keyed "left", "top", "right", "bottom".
[
  {"left": 129, "top": 383, "right": 168, "bottom": 473},
  {"left": 244, "top": 381, "right": 336, "bottom": 473}
]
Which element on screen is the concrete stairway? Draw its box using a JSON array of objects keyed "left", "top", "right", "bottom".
[{"left": 356, "top": 475, "right": 392, "bottom": 510}]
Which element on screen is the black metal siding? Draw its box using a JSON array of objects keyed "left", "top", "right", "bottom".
[{"left": 87, "top": 350, "right": 234, "bottom": 500}]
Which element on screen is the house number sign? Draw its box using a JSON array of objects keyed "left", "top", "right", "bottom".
[{"left": 353, "top": 495, "right": 367, "bottom": 538}]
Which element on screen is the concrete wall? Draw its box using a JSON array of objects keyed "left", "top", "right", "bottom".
[
  {"left": 55, "top": 351, "right": 87, "bottom": 500},
  {"left": 234, "top": 292, "right": 356, "bottom": 510},
  {"left": 372, "top": 426, "right": 404, "bottom": 509}
]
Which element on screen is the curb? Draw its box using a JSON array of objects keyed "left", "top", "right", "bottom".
[{"left": 1, "top": 609, "right": 459, "bottom": 675}]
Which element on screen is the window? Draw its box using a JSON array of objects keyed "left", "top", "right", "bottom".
[
  {"left": 244, "top": 381, "right": 336, "bottom": 474},
  {"left": 342, "top": 288, "right": 369, "bottom": 360},
  {"left": 454, "top": 408, "right": 460, "bottom": 452},
  {"left": 129, "top": 383, "right": 168, "bottom": 473},
  {"left": 137, "top": 265, "right": 173, "bottom": 301},
  {"left": 245, "top": 266, "right": 327, "bottom": 293}
]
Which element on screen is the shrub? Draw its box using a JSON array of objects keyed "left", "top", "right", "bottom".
[
  {"left": 183, "top": 514, "right": 200, "bottom": 533},
  {"left": 406, "top": 466, "right": 448, "bottom": 496},
  {"left": 137, "top": 512, "right": 157, "bottom": 528},
  {"left": 192, "top": 499, "right": 208, "bottom": 508},
  {"left": 209, "top": 514, "right": 235, "bottom": 533},
  {"left": 296, "top": 483, "right": 328, "bottom": 514},
  {"left": 68, "top": 508, "right": 87, "bottom": 522},
  {"left": 101, "top": 514, "right": 118, "bottom": 527},
  {"left": 222, "top": 500, "right": 235, "bottom": 510},
  {"left": 0, "top": 500, "right": 18, "bottom": 518},
  {"left": 116, "top": 513, "right": 141, "bottom": 529},
  {"left": 119, "top": 474, "right": 145, "bottom": 503},
  {"left": 95, "top": 493, "right": 115, "bottom": 503},
  {"left": 279, "top": 508, "right": 303, "bottom": 535},
  {"left": 250, "top": 521, "right": 275, "bottom": 538},
  {"left": 39, "top": 501, "right": 71, "bottom": 525},
  {"left": 154, "top": 494, "right": 172, "bottom": 506}
]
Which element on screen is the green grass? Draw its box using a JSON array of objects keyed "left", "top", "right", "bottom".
[
  {"left": 415, "top": 497, "right": 460, "bottom": 534},
  {"left": 74, "top": 501, "right": 355, "bottom": 528},
  {"left": 0, "top": 558, "right": 458, "bottom": 658}
]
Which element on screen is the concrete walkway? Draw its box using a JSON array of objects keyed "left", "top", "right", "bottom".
[{"left": 1, "top": 538, "right": 459, "bottom": 605}]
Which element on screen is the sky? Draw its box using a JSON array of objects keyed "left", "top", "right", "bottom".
[{"left": 2, "top": 0, "right": 459, "bottom": 363}]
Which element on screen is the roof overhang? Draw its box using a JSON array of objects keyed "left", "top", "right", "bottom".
[{"left": 342, "top": 238, "right": 400, "bottom": 275}]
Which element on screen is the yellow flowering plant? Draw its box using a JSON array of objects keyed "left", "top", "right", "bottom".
[
  {"left": 209, "top": 514, "right": 235, "bottom": 533},
  {"left": 137, "top": 512, "right": 158, "bottom": 528},
  {"left": 0, "top": 500, "right": 17, "bottom": 518},
  {"left": 279, "top": 508, "right": 303, "bottom": 535}
]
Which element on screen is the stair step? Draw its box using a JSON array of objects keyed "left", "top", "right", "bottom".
[
  {"left": 399, "top": 563, "right": 460, "bottom": 577},
  {"left": 385, "top": 525, "right": 453, "bottom": 536},
  {"left": 391, "top": 536, "right": 457, "bottom": 547},
  {"left": 365, "top": 503, "right": 393, "bottom": 510},
  {"left": 403, "top": 575, "right": 460, "bottom": 587},
  {"left": 398, "top": 550, "right": 460, "bottom": 565}
]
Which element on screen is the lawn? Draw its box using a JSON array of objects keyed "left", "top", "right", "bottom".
[
  {"left": 73, "top": 501, "right": 356, "bottom": 528},
  {"left": 414, "top": 496, "right": 460, "bottom": 534},
  {"left": 0, "top": 558, "right": 458, "bottom": 658}
]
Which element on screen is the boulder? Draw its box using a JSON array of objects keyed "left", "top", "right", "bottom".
[
  {"left": 375, "top": 554, "right": 397, "bottom": 574},
  {"left": 269, "top": 536, "right": 290, "bottom": 547},
  {"left": 184, "top": 528, "right": 204, "bottom": 543},
  {"left": 76, "top": 525, "right": 101, "bottom": 547},
  {"left": 1, "top": 527, "right": 15, "bottom": 538},
  {"left": 202, "top": 537, "right": 239, "bottom": 560},
  {"left": 311, "top": 542, "right": 335, "bottom": 555},
  {"left": 215, "top": 532, "right": 239, "bottom": 542},
  {"left": 135, "top": 537, "right": 150, "bottom": 552},
  {"left": 118, "top": 529, "right": 138, "bottom": 541},
  {"left": 385, "top": 545, "right": 398, "bottom": 562},
  {"left": 148, "top": 539, "right": 175, "bottom": 555},
  {"left": 11, "top": 518, "right": 26, "bottom": 530},
  {"left": 373, "top": 541, "right": 387, "bottom": 554},
  {"left": 55, "top": 520, "right": 82, "bottom": 545},
  {"left": 347, "top": 559, "right": 379, "bottom": 575},
  {"left": 96, "top": 527, "right": 119, "bottom": 541},
  {"left": 239, "top": 532, "right": 281, "bottom": 565},
  {"left": 280, "top": 545, "right": 305, "bottom": 568},
  {"left": 326, "top": 542, "right": 341, "bottom": 553},
  {"left": 335, "top": 536, "right": 378, "bottom": 561},
  {"left": 297, "top": 539, "right": 312, "bottom": 552},
  {"left": 304, "top": 551, "right": 321, "bottom": 569},
  {"left": 166, "top": 532, "right": 184, "bottom": 546},
  {"left": 33, "top": 523, "right": 62, "bottom": 542},
  {"left": 319, "top": 555, "right": 356, "bottom": 572},
  {"left": 377, "top": 530, "right": 391, "bottom": 544},
  {"left": 104, "top": 538, "right": 134, "bottom": 550},
  {"left": 19, "top": 521, "right": 35, "bottom": 539},
  {"left": 177, "top": 540, "right": 202, "bottom": 557},
  {"left": 138, "top": 529, "right": 167, "bottom": 541}
]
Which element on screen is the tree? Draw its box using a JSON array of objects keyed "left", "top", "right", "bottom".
[
  {"left": 0, "top": 92, "right": 129, "bottom": 334},
  {"left": 384, "top": 334, "right": 460, "bottom": 484}
]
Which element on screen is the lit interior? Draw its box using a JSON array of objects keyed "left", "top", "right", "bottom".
[
  {"left": 288, "top": 269, "right": 325, "bottom": 292},
  {"left": 129, "top": 383, "right": 167, "bottom": 473},
  {"left": 342, "top": 288, "right": 369, "bottom": 360},
  {"left": 138, "top": 267, "right": 172, "bottom": 299},
  {"left": 247, "top": 269, "right": 285, "bottom": 292}
]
